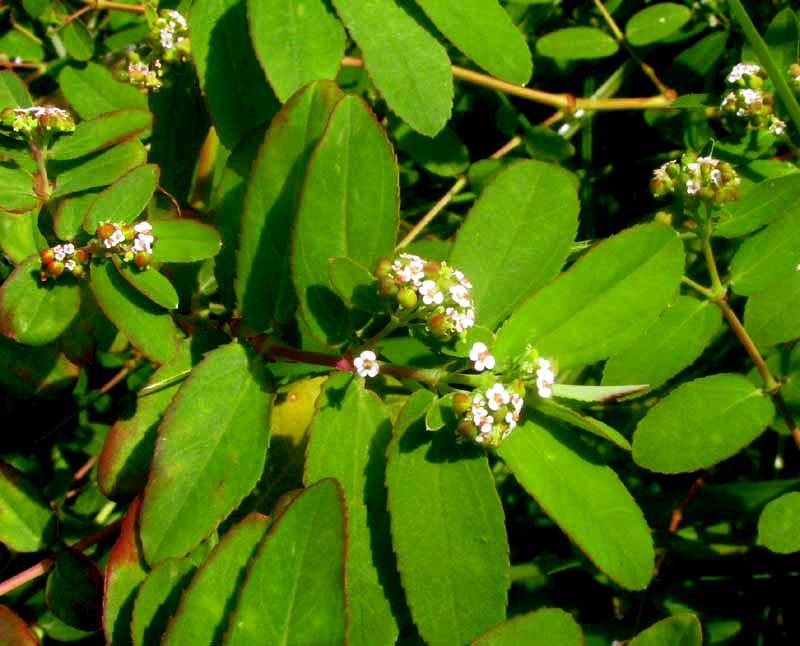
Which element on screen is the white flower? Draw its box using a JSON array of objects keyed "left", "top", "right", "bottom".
[
  {"left": 739, "top": 88, "right": 762, "bottom": 106},
  {"left": 453, "top": 270, "right": 472, "bottom": 289},
  {"left": 727, "top": 62, "right": 762, "bottom": 83},
  {"left": 770, "top": 119, "right": 786, "bottom": 135},
  {"left": 686, "top": 179, "right": 701, "bottom": 195},
  {"left": 52, "top": 245, "right": 65, "bottom": 261},
  {"left": 486, "top": 383, "right": 510, "bottom": 411},
  {"left": 469, "top": 342, "right": 496, "bottom": 372},
  {"left": 65, "top": 259, "right": 77, "bottom": 271},
  {"left": 62, "top": 243, "right": 75, "bottom": 256},
  {"left": 479, "top": 420, "right": 494, "bottom": 435},
  {"left": 419, "top": 280, "right": 444, "bottom": 305},
  {"left": 536, "top": 359, "right": 556, "bottom": 398},
  {"left": 449, "top": 284, "right": 472, "bottom": 308},
  {"left": 134, "top": 221, "right": 152, "bottom": 234},
  {"left": 354, "top": 350, "right": 380, "bottom": 378}
]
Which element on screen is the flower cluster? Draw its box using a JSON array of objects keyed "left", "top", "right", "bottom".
[
  {"left": 121, "top": 10, "right": 190, "bottom": 91},
  {"left": 651, "top": 152, "right": 740, "bottom": 205},
  {"left": 39, "top": 243, "right": 88, "bottom": 280},
  {"left": 719, "top": 62, "right": 786, "bottom": 135},
  {"left": 97, "top": 221, "right": 155, "bottom": 269},
  {"left": 455, "top": 381, "right": 525, "bottom": 447},
  {"left": 375, "top": 253, "right": 475, "bottom": 340},
  {"left": 0, "top": 106, "right": 74, "bottom": 138}
]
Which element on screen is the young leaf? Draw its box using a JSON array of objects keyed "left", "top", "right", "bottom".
[
  {"left": 413, "top": 0, "right": 532, "bottom": 84},
  {"left": 52, "top": 139, "right": 147, "bottom": 198},
  {"left": 150, "top": 218, "right": 222, "bottom": 263},
  {"left": 190, "top": 0, "right": 280, "bottom": 147},
  {"left": 330, "top": 0, "right": 453, "bottom": 136},
  {"left": 497, "top": 419, "right": 654, "bottom": 591},
  {"left": 0, "top": 605, "right": 40, "bottom": 646},
  {"left": 112, "top": 258, "right": 179, "bottom": 310},
  {"left": 58, "top": 62, "right": 147, "bottom": 120},
  {"left": 304, "top": 373, "right": 401, "bottom": 646},
  {"left": 602, "top": 296, "right": 722, "bottom": 394},
  {"left": 45, "top": 550, "right": 103, "bottom": 631},
  {"left": 49, "top": 108, "right": 152, "bottom": 160},
  {"left": 757, "top": 491, "right": 800, "bottom": 554},
  {"left": 131, "top": 559, "right": 196, "bottom": 646},
  {"left": 248, "top": 0, "right": 345, "bottom": 103},
  {"left": 164, "top": 513, "right": 270, "bottom": 645},
  {"left": 628, "top": 614, "right": 702, "bottom": 646},
  {"left": 83, "top": 164, "right": 158, "bottom": 233},
  {"left": 138, "top": 343, "right": 271, "bottom": 565},
  {"left": 237, "top": 80, "right": 342, "bottom": 330},
  {"left": 226, "top": 479, "right": 347, "bottom": 646},
  {"left": 536, "top": 398, "right": 631, "bottom": 450},
  {"left": 103, "top": 498, "right": 147, "bottom": 646},
  {"left": 0, "top": 70, "right": 32, "bottom": 109},
  {"left": 449, "top": 160, "right": 579, "bottom": 330},
  {"left": 536, "top": 27, "right": 619, "bottom": 60},
  {"left": 494, "top": 223, "right": 684, "bottom": 370},
  {"left": 0, "top": 462, "right": 56, "bottom": 552},
  {"left": 0, "top": 256, "right": 81, "bottom": 346},
  {"left": 633, "top": 374, "right": 774, "bottom": 473},
  {"left": 90, "top": 261, "right": 177, "bottom": 364},
  {"left": 471, "top": 608, "right": 583, "bottom": 646},
  {"left": 715, "top": 173, "right": 800, "bottom": 238},
  {"left": 0, "top": 166, "right": 38, "bottom": 213},
  {"left": 625, "top": 4, "right": 691, "bottom": 47},
  {"left": 292, "top": 95, "right": 398, "bottom": 344},
  {"left": 386, "top": 390, "right": 509, "bottom": 645},
  {"left": 744, "top": 272, "right": 800, "bottom": 348}
]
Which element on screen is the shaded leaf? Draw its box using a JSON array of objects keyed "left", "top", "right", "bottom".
[
  {"left": 536, "top": 27, "right": 619, "bottom": 60},
  {"left": 150, "top": 218, "right": 222, "bottom": 263},
  {"left": 0, "top": 462, "right": 55, "bottom": 552},
  {"left": 394, "top": 122, "right": 469, "bottom": 177},
  {"left": 49, "top": 108, "right": 152, "bottom": 161},
  {"left": 0, "top": 70, "right": 32, "bottom": 109},
  {"left": 0, "top": 210, "right": 38, "bottom": 262},
  {"left": 0, "top": 336, "right": 78, "bottom": 395},
  {"left": 715, "top": 173, "right": 800, "bottom": 238},
  {"left": 744, "top": 272, "right": 800, "bottom": 348},
  {"left": 629, "top": 614, "right": 702, "bottom": 646},
  {"left": 0, "top": 166, "right": 38, "bottom": 213},
  {"left": 53, "top": 191, "right": 100, "bottom": 240},
  {"left": 0, "top": 605, "right": 40, "bottom": 646},
  {"left": 536, "top": 398, "right": 631, "bottom": 450},
  {"left": 52, "top": 140, "right": 147, "bottom": 198},
  {"left": 328, "top": 257, "right": 383, "bottom": 311},
  {"left": 758, "top": 491, "right": 800, "bottom": 554},
  {"left": 472, "top": 608, "right": 583, "bottom": 646},
  {"left": 45, "top": 550, "right": 103, "bottom": 631},
  {"left": 131, "top": 559, "right": 195, "bottom": 646},
  {"left": 83, "top": 164, "right": 158, "bottom": 233}
]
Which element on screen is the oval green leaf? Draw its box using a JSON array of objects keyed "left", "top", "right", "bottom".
[
  {"left": 0, "top": 210, "right": 38, "bottom": 262},
  {"left": 58, "top": 62, "right": 147, "bottom": 120},
  {"left": 744, "top": 272, "right": 800, "bottom": 348},
  {"left": 629, "top": 614, "right": 702, "bottom": 646},
  {"left": 497, "top": 420, "right": 654, "bottom": 591},
  {"left": 112, "top": 258, "right": 178, "bottom": 310},
  {"left": 83, "top": 164, "right": 158, "bottom": 233},
  {"left": 715, "top": 173, "right": 800, "bottom": 238},
  {"left": 226, "top": 479, "right": 347, "bottom": 646},
  {"left": 450, "top": 160, "right": 579, "bottom": 330},
  {"left": 0, "top": 69, "right": 32, "bottom": 109},
  {"left": 625, "top": 4, "right": 691, "bottom": 47},
  {"left": 52, "top": 139, "right": 147, "bottom": 198},
  {"left": 53, "top": 190, "right": 100, "bottom": 240},
  {"left": 328, "top": 257, "right": 383, "bottom": 311},
  {"left": 494, "top": 223, "right": 684, "bottom": 370},
  {"left": 292, "top": 95, "right": 398, "bottom": 344},
  {"left": 386, "top": 390, "right": 509, "bottom": 645},
  {"left": 138, "top": 343, "right": 271, "bottom": 565},
  {"left": 758, "top": 491, "right": 800, "bottom": 554},
  {"left": 393, "top": 122, "right": 469, "bottom": 178},
  {"left": 0, "top": 166, "right": 38, "bottom": 213},
  {"left": 131, "top": 559, "right": 196, "bottom": 646},
  {"left": 633, "top": 374, "right": 775, "bottom": 473},
  {"left": 472, "top": 608, "right": 583, "bottom": 646},
  {"left": 61, "top": 18, "right": 94, "bottom": 62},
  {"left": 45, "top": 550, "right": 103, "bottom": 631},
  {"left": 150, "top": 218, "right": 222, "bottom": 263},
  {"left": 536, "top": 27, "right": 619, "bottom": 61},
  {"left": 0, "top": 462, "right": 56, "bottom": 553},
  {"left": 49, "top": 108, "right": 152, "bottom": 161}
]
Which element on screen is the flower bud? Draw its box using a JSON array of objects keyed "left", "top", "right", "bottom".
[
  {"left": 47, "top": 260, "right": 64, "bottom": 277},
  {"left": 453, "top": 392, "right": 471, "bottom": 415},
  {"left": 134, "top": 251, "right": 151, "bottom": 269},
  {"left": 39, "top": 248, "right": 54, "bottom": 264},
  {"left": 423, "top": 261, "right": 442, "bottom": 278},
  {"left": 378, "top": 274, "right": 399, "bottom": 297},
  {"left": 97, "top": 223, "right": 116, "bottom": 240},
  {"left": 71, "top": 263, "right": 85, "bottom": 278},
  {"left": 397, "top": 286, "right": 417, "bottom": 309},
  {"left": 374, "top": 257, "right": 392, "bottom": 278},
  {"left": 428, "top": 313, "right": 452, "bottom": 339},
  {"left": 457, "top": 420, "right": 477, "bottom": 440},
  {"left": 73, "top": 248, "right": 88, "bottom": 263}
]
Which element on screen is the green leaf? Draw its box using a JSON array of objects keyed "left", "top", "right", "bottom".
[
  {"left": 0, "top": 210, "right": 38, "bottom": 263},
  {"left": 386, "top": 390, "right": 509, "bottom": 645},
  {"left": 45, "top": 549, "right": 102, "bottom": 631},
  {"left": 103, "top": 498, "right": 147, "bottom": 646},
  {"left": 522, "top": 125, "right": 575, "bottom": 162},
  {"left": 744, "top": 272, "right": 800, "bottom": 348},
  {"left": 633, "top": 374, "right": 774, "bottom": 473},
  {"left": 331, "top": 0, "right": 453, "bottom": 136},
  {"left": 0, "top": 30, "right": 45, "bottom": 62},
  {"left": 536, "top": 398, "right": 631, "bottom": 450},
  {"left": 497, "top": 419, "right": 654, "bottom": 590},
  {"left": 715, "top": 174, "right": 800, "bottom": 238},
  {"left": 138, "top": 343, "right": 271, "bottom": 564},
  {"left": 0, "top": 165, "right": 38, "bottom": 213},
  {"left": 304, "top": 373, "right": 401, "bottom": 646},
  {"left": 0, "top": 462, "right": 56, "bottom": 552},
  {"left": 52, "top": 140, "right": 147, "bottom": 198},
  {"left": 190, "top": 0, "right": 279, "bottom": 148},
  {"left": 413, "top": 0, "right": 532, "bottom": 84},
  {"left": 131, "top": 558, "right": 196, "bottom": 646},
  {"left": 0, "top": 70, "right": 32, "bottom": 109},
  {"left": 450, "top": 160, "right": 579, "bottom": 330},
  {"left": 0, "top": 256, "right": 80, "bottom": 346},
  {"left": 0, "top": 335, "right": 78, "bottom": 395},
  {"left": 89, "top": 261, "right": 177, "bottom": 363},
  {"left": 602, "top": 296, "right": 722, "bottom": 394},
  {"left": 292, "top": 95, "right": 398, "bottom": 344},
  {"left": 83, "top": 164, "right": 158, "bottom": 233},
  {"left": 471, "top": 608, "right": 583, "bottom": 646},
  {"left": 328, "top": 257, "right": 383, "bottom": 311},
  {"left": 742, "top": 7, "right": 799, "bottom": 69},
  {"left": 112, "top": 258, "right": 179, "bottom": 310},
  {"left": 226, "top": 479, "right": 347, "bottom": 646},
  {"left": 237, "top": 80, "right": 342, "bottom": 330},
  {"left": 53, "top": 191, "right": 100, "bottom": 240},
  {"left": 393, "top": 122, "right": 469, "bottom": 177},
  {"left": 494, "top": 223, "right": 684, "bottom": 370},
  {"left": 58, "top": 62, "right": 147, "bottom": 120},
  {"left": 0, "top": 605, "right": 40, "bottom": 646},
  {"left": 61, "top": 18, "right": 94, "bottom": 62},
  {"left": 625, "top": 4, "right": 691, "bottom": 47},
  {"left": 551, "top": 383, "right": 648, "bottom": 401},
  {"left": 629, "top": 614, "right": 702, "bottom": 646},
  {"left": 164, "top": 513, "right": 270, "bottom": 645},
  {"left": 150, "top": 218, "right": 222, "bottom": 263},
  {"left": 248, "top": 0, "right": 345, "bottom": 103},
  {"left": 49, "top": 108, "right": 152, "bottom": 161},
  {"left": 536, "top": 27, "right": 619, "bottom": 61},
  {"left": 758, "top": 491, "right": 800, "bottom": 554}
]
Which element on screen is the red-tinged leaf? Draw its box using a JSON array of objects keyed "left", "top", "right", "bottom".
[
  {"left": 131, "top": 558, "right": 196, "bottom": 646},
  {"left": 150, "top": 218, "right": 222, "bottom": 263},
  {"left": 138, "top": 343, "right": 272, "bottom": 565},
  {"left": 49, "top": 108, "right": 152, "bottom": 160},
  {"left": 45, "top": 549, "right": 103, "bottom": 631},
  {"left": 0, "top": 605, "right": 40, "bottom": 646},
  {"left": 112, "top": 257, "right": 179, "bottom": 310},
  {"left": 472, "top": 608, "right": 583, "bottom": 646},
  {"left": 103, "top": 497, "right": 147, "bottom": 646},
  {"left": 0, "top": 336, "right": 78, "bottom": 396},
  {"left": 53, "top": 190, "right": 101, "bottom": 241},
  {"left": 51, "top": 139, "right": 148, "bottom": 198},
  {"left": 83, "top": 164, "right": 159, "bottom": 233}
]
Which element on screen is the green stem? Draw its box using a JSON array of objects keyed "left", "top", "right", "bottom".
[
  {"left": 30, "top": 141, "right": 51, "bottom": 199},
  {"left": 702, "top": 215, "right": 724, "bottom": 296},
  {"left": 681, "top": 276, "right": 714, "bottom": 299},
  {"left": 728, "top": 0, "right": 800, "bottom": 135}
]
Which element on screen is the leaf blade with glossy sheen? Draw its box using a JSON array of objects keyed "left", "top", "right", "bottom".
[
  {"left": 138, "top": 343, "right": 271, "bottom": 564},
  {"left": 331, "top": 0, "right": 453, "bottom": 136},
  {"left": 0, "top": 462, "right": 55, "bottom": 552},
  {"left": 49, "top": 108, "right": 152, "bottom": 160},
  {"left": 494, "top": 223, "right": 684, "bottom": 370},
  {"left": 58, "top": 62, "right": 147, "bottom": 120},
  {"left": 450, "top": 160, "right": 579, "bottom": 330},
  {"left": 413, "top": 0, "right": 531, "bottom": 84},
  {"left": 150, "top": 219, "right": 222, "bottom": 263},
  {"left": 226, "top": 479, "right": 346, "bottom": 646},
  {"left": 304, "top": 373, "right": 400, "bottom": 646},
  {"left": 52, "top": 140, "right": 147, "bottom": 198},
  {"left": 625, "top": 3, "right": 691, "bottom": 46},
  {"left": 238, "top": 80, "right": 342, "bottom": 330},
  {"left": 633, "top": 374, "right": 774, "bottom": 473},
  {"left": 83, "top": 164, "right": 158, "bottom": 232},
  {"left": 744, "top": 272, "right": 800, "bottom": 348},
  {"left": 292, "top": 94, "right": 398, "bottom": 343},
  {"left": 112, "top": 258, "right": 179, "bottom": 310},
  {"left": 629, "top": 614, "right": 702, "bottom": 646},
  {"left": 715, "top": 173, "right": 800, "bottom": 238},
  {"left": 386, "top": 390, "right": 509, "bottom": 645},
  {"left": 536, "top": 27, "right": 619, "bottom": 60},
  {"left": 758, "top": 491, "right": 800, "bottom": 554},
  {"left": 471, "top": 608, "right": 583, "bottom": 646},
  {"left": 497, "top": 420, "right": 654, "bottom": 590}
]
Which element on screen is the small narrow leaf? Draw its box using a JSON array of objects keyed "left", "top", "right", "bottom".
[
  {"left": 90, "top": 262, "right": 177, "bottom": 364},
  {"left": 83, "top": 164, "right": 158, "bottom": 232},
  {"left": 0, "top": 462, "right": 55, "bottom": 552},
  {"left": 744, "top": 272, "right": 800, "bottom": 348},
  {"left": 551, "top": 383, "right": 649, "bottom": 401},
  {"left": 150, "top": 219, "right": 222, "bottom": 263},
  {"left": 112, "top": 258, "right": 179, "bottom": 310},
  {"left": 45, "top": 550, "right": 103, "bottom": 631},
  {"left": 758, "top": 492, "right": 800, "bottom": 554},
  {"left": 497, "top": 420, "right": 654, "bottom": 590},
  {"left": 331, "top": 0, "right": 453, "bottom": 136},
  {"left": 625, "top": 4, "right": 692, "bottom": 46},
  {"left": 536, "top": 398, "right": 631, "bottom": 450},
  {"left": 131, "top": 559, "right": 196, "bottom": 646},
  {"left": 715, "top": 174, "right": 800, "bottom": 238},
  {"left": 536, "top": 27, "right": 619, "bottom": 60},
  {"left": 248, "top": 0, "right": 345, "bottom": 102},
  {"left": 633, "top": 374, "right": 774, "bottom": 473},
  {"left": 629, "top": 614, "right": 702, "bottom": 646},
  {"left": 386, "top": 390, "right": 509, "bottom": 645},
  {"left": 225, "top": 479, "right": 347, "bottom": 646},
  {"left": 0, "top": 605, "right": 40, "bottom": 646},
  {"left": 138, "top": 343, "right": 271, "bottom": 565},
  {"left": 450, "top": 160, "right": 579, "bottom": 330},
  {"left": 52, "top": 140, "right": 147, "bottom": 198},
  {"left": 472, "top": 608, "right": 583, "bottom": 646},
  {"left": 49, "top": 108, "right": 152, "bottom": 160},
  {"left": 0, "top": 166, "right": 38, "bottom": 213},
  {"left": 58, "top": 62, "right": 147, "bottom": 120}
]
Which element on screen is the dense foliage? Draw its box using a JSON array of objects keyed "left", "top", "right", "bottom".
[{"left": 1, "top": 0, "right": 800, "bottom": 644}]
